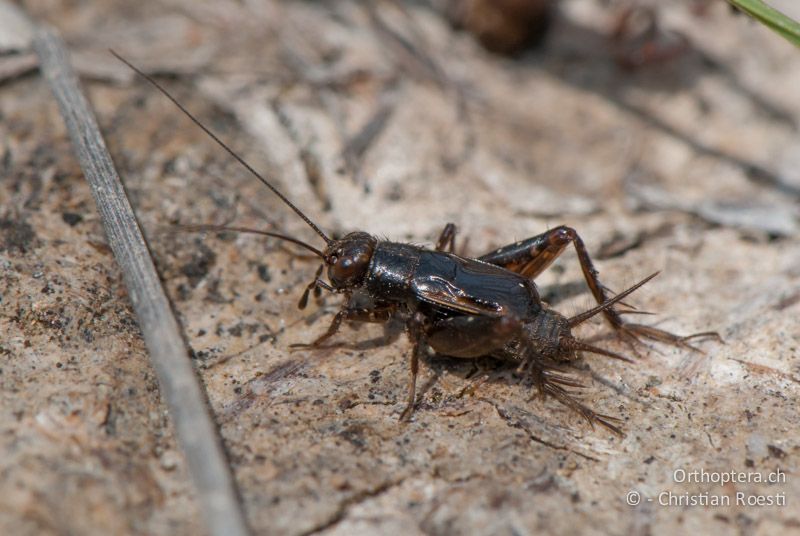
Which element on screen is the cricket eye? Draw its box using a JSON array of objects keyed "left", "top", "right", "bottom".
[{"left": 329, "top": 252, "right": 369, "bottom": 286}]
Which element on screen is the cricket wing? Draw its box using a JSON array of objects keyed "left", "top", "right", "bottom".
[{"left": 412, "top": 275, "right": 505, "bottom": 317}]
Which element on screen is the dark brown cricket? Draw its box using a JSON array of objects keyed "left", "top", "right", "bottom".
[{"left": 113, "top": 52, "right": 719, "bottom": 434}]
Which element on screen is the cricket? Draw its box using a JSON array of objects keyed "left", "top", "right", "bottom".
[{"left": 113, "top": 51, "right": 719, "bottom": 434}]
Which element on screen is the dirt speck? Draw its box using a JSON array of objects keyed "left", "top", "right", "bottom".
[{"left": 0, "top": 217, "right": 37, "bottom": 253}]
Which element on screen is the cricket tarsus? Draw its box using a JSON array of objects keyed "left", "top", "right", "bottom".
[{"left": 117, "top": 51, "right": 718, "bottom": 434}]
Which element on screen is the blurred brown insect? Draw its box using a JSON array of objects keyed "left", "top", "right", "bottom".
[{"left": 114, "top": 52, "right": 718, "bottom": 434}]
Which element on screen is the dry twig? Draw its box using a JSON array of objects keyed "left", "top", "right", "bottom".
[{"left": 33, "top": 26, "right": 250, "bottom": 536}]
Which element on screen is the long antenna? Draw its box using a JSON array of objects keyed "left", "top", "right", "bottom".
[
  {"left": 172, "top": 224, "right": 326, "bottom": 258},
  {"left": 111, "top": 50, "right": 332, "bottom": 245}
]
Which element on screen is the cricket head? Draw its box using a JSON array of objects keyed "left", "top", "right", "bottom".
[{"left": 324, "top": 232, "right": 377, "bottom": 289}]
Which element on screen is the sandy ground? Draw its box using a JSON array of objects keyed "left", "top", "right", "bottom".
[{"left": 1, "top": 1, "right": 799, "bottom": 534}]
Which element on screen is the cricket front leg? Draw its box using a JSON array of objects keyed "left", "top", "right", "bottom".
[
  {"left": 291, "top": 302, "right": 397, "bottom": 348},
  {"left": 479, "top": 226, "right": 719, "bottom": 349}
]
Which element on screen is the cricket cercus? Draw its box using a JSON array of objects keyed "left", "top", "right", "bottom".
[{"left": 113, "top": 52, "right": 718, "bottom": 434}]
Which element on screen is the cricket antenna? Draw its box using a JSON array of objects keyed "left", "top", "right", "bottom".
[
  {"left": 173, "top": 224, "right": 325, "bottom": 258},
  {"left": 111, "top": 50, "right": 332, "bottom": 246}
]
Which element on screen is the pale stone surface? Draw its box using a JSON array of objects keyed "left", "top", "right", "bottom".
[{"left": 2, "top": 1, "right": 798, "bottom": 535}]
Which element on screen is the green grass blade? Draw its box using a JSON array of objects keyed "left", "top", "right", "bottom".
[{"left": 727, "top": 0, "right": 800, "bottom": 47}]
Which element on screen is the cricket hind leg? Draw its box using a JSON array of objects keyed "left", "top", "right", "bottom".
[
  {"left": 478, "top": 225, "right": 719, "bottom": 350},
  {"left": 518, "top": 357, "right": 623, "bottom": 435}
]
